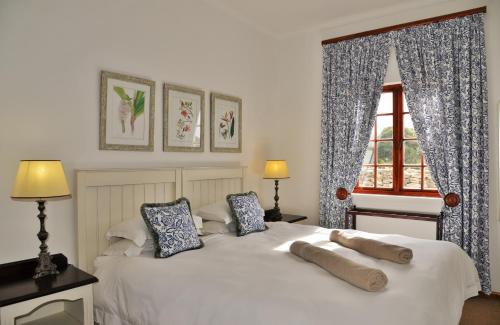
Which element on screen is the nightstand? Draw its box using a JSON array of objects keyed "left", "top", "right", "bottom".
[
  {"left": 265, "top": 213, "right": 307, "bottom": 223},
  {"left": 0, "top": 254, "right": 98, "bottom": 325},
  {"left": 280, "top": 214, "right": 308, "bottom": 223}
]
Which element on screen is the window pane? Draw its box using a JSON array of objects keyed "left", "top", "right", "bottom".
[
  {"left": 377, "top": 92, "right": 393, "bottom": 114},
  {"left": 377, "top": 115, "right": 393, "bottom": 139},
  {"left": 364, "top": 142, "right": 374, "bottom": 164},
  {"left": 377, "top": 141, "right": 393, "bottom": 164},
  {"left": 423, "top": 167, "right": 437, "bottom": 190},
  {"left": 403, "top": 94, "right": 409, "bottom": 112},
  {"left": 403, "top": 140, "right": 420, "bottom": 165},
  {"left": 377, "top": 167, "right": 393, "bottom": 188},
  {"left": 403, "top": 114, "right": 416, "bottom": 139},
  {"left": 359, "top": 166, "right": 374, "bottom": 187},
  {"left": 403, "top": 167, "right": 421, "bottom": 189}
]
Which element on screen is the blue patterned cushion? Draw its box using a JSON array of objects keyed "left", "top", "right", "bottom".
[
  {"left": 226, "top": 191, "right": 266, "bottom": 236},
  {"left": 141, "top": 198, "right": 203, "bottom": 258}
]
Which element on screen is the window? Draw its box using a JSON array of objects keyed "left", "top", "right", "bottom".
[{"left": 354, "top": 84, "right": 439, "bottom": 197}]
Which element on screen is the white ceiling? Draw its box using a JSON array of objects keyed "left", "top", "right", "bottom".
[{"left": 202, "top": 0, "right": 449, "bottom": 37}]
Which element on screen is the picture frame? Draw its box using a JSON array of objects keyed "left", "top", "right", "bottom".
[
  {"left": 210, "top": 93, "right": 242, "bottom": 153},
  {"left": 163, "top": 83, "right": 205, "bottom": 152},
  {"left": 99, "top": 71, "right": 155, "bottom": 151}
]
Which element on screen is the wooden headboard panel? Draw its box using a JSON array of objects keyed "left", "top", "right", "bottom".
[
  {"left": 181, "top": 167, "right": 247, "bottom": 211},
  {"left": 75, "top": 168, "right": 182, "bottom": 272},
  {"left": 75, "top": 166, "right": 247, "bottom": 273}
]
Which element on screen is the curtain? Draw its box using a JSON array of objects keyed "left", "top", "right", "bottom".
[
  {"left": 394, "top": 13, "right": 490, "bottom": 293},
  {"left": 320, "top": 34, "right": 391, "bottom": 228}
]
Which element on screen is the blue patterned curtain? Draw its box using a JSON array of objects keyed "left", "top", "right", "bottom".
[
  {"left": 394, "top": 14, "right": 490, "bottom": 293},
  {"left": 320, "top": 34, "right": 391, "bottom": 228}
]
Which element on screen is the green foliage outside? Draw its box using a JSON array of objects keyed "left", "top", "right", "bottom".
[{"left": 371, "top": 127, "right": 420, "bottom": 164}]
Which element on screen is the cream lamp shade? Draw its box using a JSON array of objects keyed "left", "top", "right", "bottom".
[
  {"left": 11, "top": 160, "right": 71, "bottom": 199},
  {"left": 263, "top": 160, "right": 289, "bottom": 179}
]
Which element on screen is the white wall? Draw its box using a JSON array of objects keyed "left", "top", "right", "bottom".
[
  {"left": 0, "top": 0, "right": 276, "bottom": 264},
  {"left": 267, "top": 0, "right": 500, "bottom": 290}
]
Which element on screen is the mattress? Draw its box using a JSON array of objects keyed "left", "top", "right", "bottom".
[{"left": 93, "top": 222, "right": 480, "bottom": 325}]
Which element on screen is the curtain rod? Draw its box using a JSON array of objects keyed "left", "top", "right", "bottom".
[{"left": 321, "top": 6, "right": 486, "bottom": 45}]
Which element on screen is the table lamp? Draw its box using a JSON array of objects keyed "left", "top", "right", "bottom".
[
  {"left": 11, "top": 160, "right": 71, "bottom": 279},
  {"left": 263, "top": 160, "right": 289, "bottom": 221}
]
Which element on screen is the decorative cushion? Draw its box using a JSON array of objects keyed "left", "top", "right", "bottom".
[
  {"left": 226, "top": 191, "right": 267, "bottom": 236},
  {"left": 141, "top": 198, "right": 203, "bottom": 258}
]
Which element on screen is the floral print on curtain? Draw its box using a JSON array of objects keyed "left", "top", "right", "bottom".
[
  {"left": 320, "top": 34, "right": 391, "bottom": 229},
  {"left": 394, "top": 13, "right": 490, "bottom": 293}
]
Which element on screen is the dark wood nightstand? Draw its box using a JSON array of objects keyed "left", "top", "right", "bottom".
[
  {"left": 0, "top": 254, "right": 98, "bottom": 324},
  {"left": 265, "top": 213, "right": 307, "bottom": 223},
  {"left": 281, "top": 214, "right": 307, "bottom": 223}
]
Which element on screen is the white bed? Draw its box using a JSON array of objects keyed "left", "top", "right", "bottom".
[{"left": 76, "top": 167, "right": 480, "bottom": 325}]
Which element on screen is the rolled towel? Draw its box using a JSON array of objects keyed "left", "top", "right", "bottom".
[
  {"left": 290, "top": 241, "right": 388, "bottom": 292},
  {"left": 330, "top": 230, "right": 413, "bottom": 264}
]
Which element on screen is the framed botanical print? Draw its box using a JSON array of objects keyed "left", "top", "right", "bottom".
[
  {"left": 99, "top": 71, "right": 155, "bottom": 151},
  {"left": 163, "top": 84, "right": 205, "bottom": 152},
  {"left": 210, "top": 93, "right": 242, "bottom": 153}
]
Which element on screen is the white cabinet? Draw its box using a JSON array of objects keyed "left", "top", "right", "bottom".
[{"left": 0, "top": 284, "right": 94, "bottom": 325}]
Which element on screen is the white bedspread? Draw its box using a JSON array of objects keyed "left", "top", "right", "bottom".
[{"left": 93, "top": 222, "right": 480, "bottom": 325}]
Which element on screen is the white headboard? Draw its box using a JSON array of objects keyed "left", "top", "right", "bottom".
[
  {"left": 76, "top": 166, "right": 246, "bottom": 272},
  {"left": 181, "top": 167, "right": 247, "bottom": 211},
  {"left": 76, "top": 168, "right": 181, "bottom": 272}
]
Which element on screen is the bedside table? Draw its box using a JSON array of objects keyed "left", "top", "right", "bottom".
[
  {"left": 280, "top": 214, "right": 308, "bottom": 223},
  {"left": 0, "top": 254, "right": 98, "bottom": 325},
  {"left": 265, "top": 213, "right": 307, "bottom": 223}
]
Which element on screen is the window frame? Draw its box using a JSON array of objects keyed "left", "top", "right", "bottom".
[{"left": 353, "top": 84, "right": 440, "bottom": 198}]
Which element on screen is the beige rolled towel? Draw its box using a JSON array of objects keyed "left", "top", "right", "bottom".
[
  {"left": 290, "top": 241, "right": 388, "bottom": 292},
  {"left": 330, "top": 230, "right": 413, "bottom": 264}
]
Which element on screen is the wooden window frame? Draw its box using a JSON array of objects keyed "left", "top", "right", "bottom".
[{"left": 354, "top": 84, "right": 440, "bottom": 198}]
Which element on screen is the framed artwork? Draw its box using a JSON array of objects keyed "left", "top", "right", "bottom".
[
  {"left": 99, "top": 71, "right": 155, "bottom": 151},
  {"left": 163, "top": 84, "right": 205, "bottom": 152},
  {"left": 210, "top": 93, "right": 242, "bottom": 153}
]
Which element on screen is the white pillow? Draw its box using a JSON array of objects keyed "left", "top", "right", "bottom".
[
  {"left": 196, "top": 201, "right": 233, "bottom": 224},
  {"left": 202, "top": 220, "right": 237, "bottom": 234},
  {"left": 105, "top": 217, "right": 150, "bottom": 247},
  {"left": 197, "top": 200, "right": 265, "bottom": 224},
  {"left": 192, "top": 214, "right": 204, "bottom": 235},
  {"left": 103, "top": 239, "right": 143, "bottom": 257},
  {"left": 106, "top": 215, "right": 204, "bottom": 246},
  {"left": 143, "top": 238, "right": 154, "bottom": 252}
]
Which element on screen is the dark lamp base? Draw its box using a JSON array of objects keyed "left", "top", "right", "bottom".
[
  {"left": 33, "top": 200, "right": 59, "bottom": 279},
  {"left": 34, "top": 252, "right": 59, "bottom": 279}
]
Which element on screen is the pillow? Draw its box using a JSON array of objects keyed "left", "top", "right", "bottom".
[
  {"left": 226, "top": 191, "right": 267, "bottom": 236},
  {"left": 196, "top": 201, "right": 233, "bottom": 224},
  {"left": 143, "top": 238, "right": 155, "bottom": 252},
  {"left": 192, "top": 214, "right": 204, "bottom": 235},
  {"left": 103, "top": 239, "right": 144, "bottom": 257},
  {"left": 105, "top": 214, "right": 204, "bottom": 246},
  {"left": 141, "top": 198, "right": 203, "bottom": 258},
  {"left": 105, "top": 217, "right": 150, "bottom": 247},
  {"left": 202, "top": 220, "right": 237, "bottom": 234},
  {"left": 197, "top": 200, "right": 265, "bottom": 224}
]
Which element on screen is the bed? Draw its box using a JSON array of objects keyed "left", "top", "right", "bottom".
[{"left": 75, "top": 167, "right": 480, "bottom": 325}]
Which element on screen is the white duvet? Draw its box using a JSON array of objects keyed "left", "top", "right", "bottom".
[{"left": 93, "top": 222, "right": 480, "bottom": 325}]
